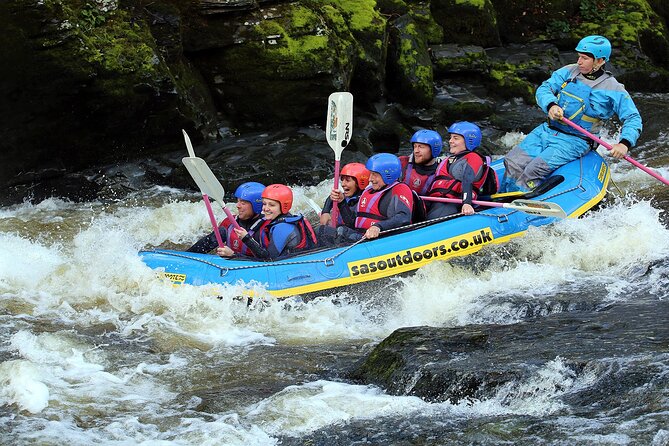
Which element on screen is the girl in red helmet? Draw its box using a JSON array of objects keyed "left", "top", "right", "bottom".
[
  {"left": 234, "top": 184, "right": 318, "bottom": 260},
  {"left": 320, "top": 162, "right": 370, "bottom": 228}
]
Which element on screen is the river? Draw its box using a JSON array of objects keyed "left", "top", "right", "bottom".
[{"left": 1, "top": 94, "right": 669, "bottom": 445}]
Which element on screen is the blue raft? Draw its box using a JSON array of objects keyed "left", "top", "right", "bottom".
[{"left": 140, "top": 151, "right": 610, "bottom": 297}]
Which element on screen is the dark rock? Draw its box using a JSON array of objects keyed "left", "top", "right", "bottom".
[
  {"left": 432, "top": 0, "right": 501, "bottom": 47},
  {"left": 350, "top": 300, "right": 669, "bottom": 404}
]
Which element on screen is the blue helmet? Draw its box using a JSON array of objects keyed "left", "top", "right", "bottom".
[
  {"left": 575, "top": 35, "right": 611, "bottom": 61},
  {"left": 366, "top": 153, "right": 402, "bottom": 184},
  {"left": 234, "top": 182, "right": 265, "bottom": 214},
  {"left": 410, "top": 129, "right": 443, "bottom": 158},
  {"left": 448, "top": 121, "right": 482, "bottom": 151}
]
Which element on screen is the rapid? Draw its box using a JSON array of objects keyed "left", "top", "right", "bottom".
[{"left": 1, "top": 94, "right": 669, "bottom": 445}]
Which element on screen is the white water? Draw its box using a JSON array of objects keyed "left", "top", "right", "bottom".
[{"left": 2, "top": 147, "right": 669, "bottom": 444}]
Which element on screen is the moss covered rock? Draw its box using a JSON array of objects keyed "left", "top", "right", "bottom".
[
  {"left": 387, "top": 14, "right": 435, "bottom": 107},
  {"left": 0, "top": 0, "right": 216, "bottom": 187},
  {"left": 431, "top": 0, "right": 500, "bottom": 47}
]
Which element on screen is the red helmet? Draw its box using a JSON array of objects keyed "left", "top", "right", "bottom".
[
  {"left": 262, "top": 184, "right": 293, "bottom": 214},
  {"left": 340, "top": 162, "right": 371, "bottom": 190}
]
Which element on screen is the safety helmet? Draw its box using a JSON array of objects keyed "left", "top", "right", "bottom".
[
  {"left": 340, "top": 162, "right": 371, "bottom": 190},
  {"left": 448, "top": 121, "right": 482, "bottom": 151},
  {"left": 366, "top": 153, "right": 402, "bottom": 184},
  {"left": 410, "top": 129, "right": 443, "bottom": 158},
  {"left": 234, "top": 182, "right": 265, "bottom": 214},
  {"left": 575, "top": 35, "right": 611, "bottom": 61},
  {"left": 262, "top": 184, "right": 293, "bottom": 214}
]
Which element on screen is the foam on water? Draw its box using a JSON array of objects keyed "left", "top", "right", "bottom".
[
  {"left": 384, "top": 198, "right": 669, "bottom": 329},
  {"left": 1, "top": 173, "right": 668, "bottom": 444}
]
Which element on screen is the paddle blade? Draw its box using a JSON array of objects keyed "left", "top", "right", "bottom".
[
  {"left": 506, "top": 199, "right": 567, "bottom": 218},
  {"left": 325, "top": 92, "right": 354, "bottom": 160},
  {"left": 182, "top": 157, "right": 226, "bottom": 205},
  {"left": 182, "top": 129, "right": 196, "bottom": 158}
]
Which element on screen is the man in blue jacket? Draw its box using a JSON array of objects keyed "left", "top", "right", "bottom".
[{"left": 501, "top": 35, "right": 642, "bottom": 192}]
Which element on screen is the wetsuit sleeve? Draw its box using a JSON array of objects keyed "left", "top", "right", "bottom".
[
  {"left": 609, "top": 84, "right": 642, "bottom": 147},
  {"left": 240, "top": 233, "right": 271, "bottom": 259},
  {"left": 376, "top": 192, "right": 412, "bottom": 231},
  {"left": 322, "top": 197, "right": 333, "bottom": 214},
  {"left": 536, "top": 65, "right": 573, "bottom": 113},
  {"left": 459, "top": 165, "right": 476, "bottom": 206},
  {"left": 242, "top": 223, "right": 300, "bottom": 260}
]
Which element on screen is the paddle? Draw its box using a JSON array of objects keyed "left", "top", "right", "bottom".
[
  {"left": 325, "top": 92, "right": 354, "bottom": 228},
  {"left": 181, "top": 130, "right": 241, "bottom": 250},
  {"left": 420, "top": 195, "right": 567, "bottom": 218},
  {"left": 561, "top": 117, "right": 669, "bottom": 186}
]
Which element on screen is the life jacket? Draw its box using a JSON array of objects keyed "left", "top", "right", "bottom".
[
  {"left": 258, "top": 214, "right": 318, "bottom": 252},
  {"left": 549, "top": 66, "right": 609, "bottom": 136},
  {"left": 400, "top": 155, "right": 438, "bottom": 195},
  {"left": 220, "top": 216, "right": 261, "bottom": 256},
  {"left": 355, "top": 182, "right": 414, "bottom": 230},
  {"left": 429, "top": 151, "right": 497, "bottom": 198}
]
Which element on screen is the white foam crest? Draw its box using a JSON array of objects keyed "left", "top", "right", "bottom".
[
  {"left": 245, "top": 380, "right": 428, "bottom": 436},
  {"left": 387, "top": 262, "right": 501, "bottom": 328},
  {"left": 0, "top": 233, "right": 65, "bottom": 293},
  {"left": 498, "top": 131, "right": 526, "bottom": 149},
  {"left": 0, "top": 197, "right": 96, "bottom": 220},
  {"left": 232, "top": 294, "right": 388, "bottom": 343},
  {"left": 94, "top": 199, "right": 229, "bottom": 247},
  {"left": 4, "top": 330, "right": 177, "bottom": 416},
  {"left": 380, "top": 198, "right": 668, "bottom": 328},
  {"left": 159, "top": 414, "right": 279, "bottom": 446},
  {"left": 488, "top": 357, "right": 597, "bottom": 416},
  {"left": 0, "top": 360, "right": 50, "bottom": 413}
]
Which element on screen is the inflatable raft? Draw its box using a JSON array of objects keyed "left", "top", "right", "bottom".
[{"left": 140, "top": 151, "right": 609, "bottom": 297}]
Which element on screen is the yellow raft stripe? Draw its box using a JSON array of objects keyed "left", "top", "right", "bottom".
[
  {"left": 268, "top": 228, "right": 526, "bottom": 298},
  {"left": 568, "top": 161, "right": 609, "bottom": 218}
]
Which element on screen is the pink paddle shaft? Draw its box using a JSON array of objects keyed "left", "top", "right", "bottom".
[
  {"left": 202, "top": 194, "right": 225, "bottom": 247},
  {"left": 421, "top": 195, "right": 505, "bottom": 208},
  {"left": 330, "top": 159, "right": 341, "bottom": 228},
  {"left": 561, "top": 118, "right": 669, "bottom": 186}
]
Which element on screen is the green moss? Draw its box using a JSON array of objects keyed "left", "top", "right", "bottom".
[
  {"left": 572, "top": 0, "right": 665, "bottom": 47},
  {"left": 318, "top": 0, "right": 385, "bottom": 34},
  {"left": 40, "top": 1, "right": 160, "bottom": 78},
  {"left": 455, "top": 0, "right": 485, "bottom": 9},
  {"left": 409, "top": 3, "right": 444, "bottom": 44}
]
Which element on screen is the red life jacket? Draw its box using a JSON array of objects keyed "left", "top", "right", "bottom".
[
  {"left": 355, "top": 182, "right": 414, "bottom": 229},
  {"left": 219, "top": 216, "right": 261, "bottom": 256},
  {"left": 429, "top": 151, "right": 491, "bottom": 199},
  {"left": 257, "top": 214, "right": 318, "bottom": 251},
  {"left": 400, "top": 155, "right": 438, "bottom": 195}
]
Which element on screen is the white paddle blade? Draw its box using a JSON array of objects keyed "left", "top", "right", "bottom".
[
  {"left": 182, "top": 129, "right": 196, "bottom": 158},
  {"left": 326, "top": 92, "right": 354, "bottom": 159},
  {"left": 506, "top": 199, "right": 567, "bottom": 218},
  {"left": 182, "top": 157, "right": 226, "bottom": 205}
]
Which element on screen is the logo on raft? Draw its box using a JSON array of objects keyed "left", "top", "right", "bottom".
[
  {"left": 348, "top": 228, "right": 494, "bottom": 277},
  {"left": 160, "top": 272, "right": 186, "bottom": 285}
]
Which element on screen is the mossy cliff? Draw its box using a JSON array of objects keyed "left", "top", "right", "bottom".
[{"left": 2, "top": 0, "right": 669, "bottom": 194}]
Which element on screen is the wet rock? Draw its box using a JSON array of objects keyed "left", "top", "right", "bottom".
[{"left": 350, "top": 300, "right": 669, "bottom": 403}]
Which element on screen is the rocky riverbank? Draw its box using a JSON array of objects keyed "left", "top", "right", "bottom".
[{"left": 2, "top": 0, "right": 669, "bottom": 203}]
